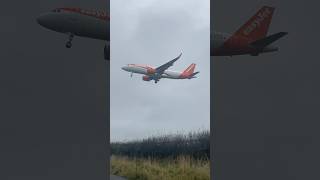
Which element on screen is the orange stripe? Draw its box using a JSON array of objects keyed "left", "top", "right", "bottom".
[{"left": 59, "top": 7, "right": 109, "bottom": 21}]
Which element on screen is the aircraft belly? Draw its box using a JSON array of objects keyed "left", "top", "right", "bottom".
[{"left": 74, "top": 16, "right": 108, "bottom": 40}]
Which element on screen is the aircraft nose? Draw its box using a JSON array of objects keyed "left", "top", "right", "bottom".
[
  {"left": 121, "top": 66, "right": 128, "bottom": 71},
  {"left": 36, "top": 14, "right": 51, "bottom": 27},
  {"left": 36, "top": 15, "right": 46, "bottom": 26}
]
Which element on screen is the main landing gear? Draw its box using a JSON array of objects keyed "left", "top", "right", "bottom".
[{"left": 66, "top": 33, "right": 74, "bottom": 48}]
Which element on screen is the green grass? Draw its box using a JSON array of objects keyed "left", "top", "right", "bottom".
[{"left": 111, "top": 155, "right": 210, "bottom": 180}]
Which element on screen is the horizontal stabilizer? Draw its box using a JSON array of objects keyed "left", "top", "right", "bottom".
[
  {"left": 250, "top": 32, "right": 288, "bottom": 48},
  {"left": 192, "top": 72, "right": 199, "bottom": 76},
  {"left": 189, "top": 71, "right": 199, "bottom": 79}
]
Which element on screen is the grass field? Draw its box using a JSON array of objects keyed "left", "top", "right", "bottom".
[{"left": 111, "top": 155, "right": 210, "bottom": 180}]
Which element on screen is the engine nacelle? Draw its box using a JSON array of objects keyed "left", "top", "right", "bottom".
[
  {"left": 142, "top": 75, "right": 152, "bottom": 81},
  {"left": 146, "top": 67, "right": 156, "bottom": 74}
]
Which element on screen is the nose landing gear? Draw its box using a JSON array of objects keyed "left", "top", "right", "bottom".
[
  {"left": 66, "top": 41, "right": 72, "bottom": 48},
  {"left": 65, "top": 33, "right": 74, "bottom": 48}
]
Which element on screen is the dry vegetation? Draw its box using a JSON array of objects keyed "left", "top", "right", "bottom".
[{"left": 111, "top": 155, "right": 209, "bottom": 180}]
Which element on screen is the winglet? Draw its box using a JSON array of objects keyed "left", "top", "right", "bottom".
[
  {"left": 155, "top": 53, "right": 183, "bottom": 75},
  {"left": 176, "top": 53, "right": 182, "bottom": 60},
  {"left": 169, "top": 52, "right": 182, "bottom": 64}
]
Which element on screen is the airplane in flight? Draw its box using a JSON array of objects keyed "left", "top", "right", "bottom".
[
  {"left": 211, "top": 6, "right": 288, "bottom": 57},
  {"left": 121, "top": 53, "right": 199, "bottom": 83},
  {"left": 37, "top": 7, "right": 110, "bottom": 60}
]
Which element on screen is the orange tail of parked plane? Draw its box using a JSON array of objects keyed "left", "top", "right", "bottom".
[
  {"left": 212, "top": 6, "right": 287, "bottom": 56},
  {"left": 231, "top": 6, "right": 275, "bottom": 41}
]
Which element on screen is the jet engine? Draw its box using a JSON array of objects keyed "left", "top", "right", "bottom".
[
  {"left": 142, "top": 75, "right": 152, "bottom": 81},
  {"left": 146, "top": 68, "right": 156, "bottom": 74}
]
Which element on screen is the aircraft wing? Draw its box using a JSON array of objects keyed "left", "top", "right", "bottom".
[{"left": 155, "top": 53, "right": 182, "bottom": 75}]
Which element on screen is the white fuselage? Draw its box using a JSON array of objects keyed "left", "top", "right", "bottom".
[
  {"left": 37, "top": 8, "right": 109, "bottom": 41},
  {"left": 161, "top": 71, "right": 183, "bottom": 79},
  {"left": 122, "top": 65, "right": 183, "bottom": 79}
]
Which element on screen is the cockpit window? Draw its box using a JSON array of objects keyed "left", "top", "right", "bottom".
[{"left": 52, "top": 9, "right": 61, "bottom": 13}]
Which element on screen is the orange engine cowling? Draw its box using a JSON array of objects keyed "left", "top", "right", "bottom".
[
  {"left": 142, "top": 75, "right": 152, "bottom": 81},
  {"left": 146, "top": 67, "right": 156, "bottom": 74}
]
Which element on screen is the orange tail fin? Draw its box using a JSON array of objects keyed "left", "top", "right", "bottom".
[
  {"left": 183, "top": 63, "right": 195, "bottom": 75},
  {"left": 180, "top": 63, "right": 196, "bottom": 78},
  {"left": 232, "top": 6, "right": 275, "bottom": 41}
]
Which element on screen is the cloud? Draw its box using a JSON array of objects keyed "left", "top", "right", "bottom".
[{"left": 111, "top": 0, "right": 210, "bottom": 141}]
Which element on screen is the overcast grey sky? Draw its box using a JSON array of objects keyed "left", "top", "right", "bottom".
[{"left": 110, "top": 0, "right": 210, "bottom": 141}]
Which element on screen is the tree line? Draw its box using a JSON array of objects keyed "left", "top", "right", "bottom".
[{"left": 111, "top": 130, "right": 210, "bottom": 159}]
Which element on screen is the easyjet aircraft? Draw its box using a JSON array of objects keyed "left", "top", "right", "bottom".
[
  {"left": 121, "top": 53, "right": 199, "bottom": 83},
  {"left": 37, "top": 7, "right": 110, "bottom": 60},
  {"left": 211, "top": 6, "right": 287, "bottom": 57}
]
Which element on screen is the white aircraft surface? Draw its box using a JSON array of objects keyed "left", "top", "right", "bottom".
[
  {"left": 121, "top": 53, "right": 199, "bottom": 83},
  {"left": 37, "top": 7, "right": 110, "bottom": 60}
]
